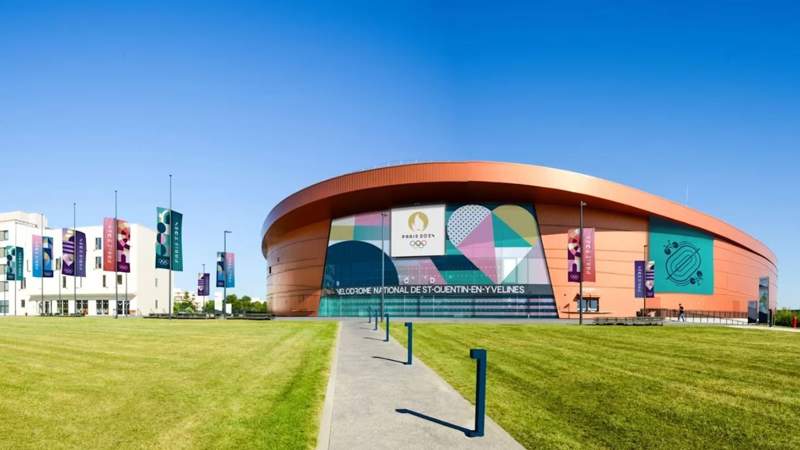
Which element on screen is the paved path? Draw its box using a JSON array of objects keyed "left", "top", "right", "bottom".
[{"left": 319, "top": 319, "right": 524, "bottom": 450}]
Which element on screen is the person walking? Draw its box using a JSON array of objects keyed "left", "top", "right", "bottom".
[{"left": 678, "top": 303, "right": 686, "bottom": 322}]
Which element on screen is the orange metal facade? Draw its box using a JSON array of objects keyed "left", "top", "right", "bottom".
[{"left": 262, "top": 162, "right": 777, "bottom": 317}]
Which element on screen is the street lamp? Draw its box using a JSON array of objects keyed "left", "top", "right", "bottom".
[
  {"left": 642, "top": 244, "right": 648, "bottom": 317},
  {"left": 222, "top": 230, "right": 232, "bottom": 319},
  {"left": 380, "top": 212, "right": 388, "bottom": 321}
]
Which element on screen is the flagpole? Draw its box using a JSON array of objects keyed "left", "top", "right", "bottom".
[
  {"left": 73, "top": 202, "right": 77, "bottom": 311},
  {"left": 579, "top": 201, "right": 586, "bottom": 326},
  {"left": 223, "top": 231, "right": 231, "bottom": 319},
  {"left": 13, "top": 220, "right": 17, "bottom": 316},
  {"left": 643, "top": 244, "right": 648, "bottom": 316},
  {"left": 115, "top": 190, "right": 120, "bottom": 317},
  {"left": 40, "top": 213, "right": 44, "bottom": 315},
  {"left": 168, "top": 174, "right": 173, "bottom": 320}
]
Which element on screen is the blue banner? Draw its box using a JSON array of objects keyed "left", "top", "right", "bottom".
[
  {"left": 43, "top": 236, "right": 54, "bottom": 278},
  {"left": 216, "top": 252, "right": 225, "bottom": 287}
]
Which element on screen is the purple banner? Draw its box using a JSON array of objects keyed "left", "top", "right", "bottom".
[
  {"left": 634, "top": 260, "right": 645, "bottom": 298},
  {"left": 75, "top": 230, "right": 87, "bottom": 277},
  {"left": 197, "top": 273, "right": 210, "bottom": 296}
]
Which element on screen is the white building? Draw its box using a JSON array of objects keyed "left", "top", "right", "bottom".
[{"left": 0, "top": 211, "right": 172, "bottom": 316}]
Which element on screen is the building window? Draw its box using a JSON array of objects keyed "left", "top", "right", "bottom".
[
  {"left": 0, "top": 281, "right": 6, "bottom": 293},
  {"left": 155, "top": 299, "right": 158, "bottom": 309},
  {"left": 75, "top": 300, "right": 88, "bottom": 315},
  {"left": 0, "top": 300, "right": 8, "bottom": 313},
  {"left": 0, "top": 247, "right": 5, "bottom": 257},
  {"left": 55, "top": 258, "right": 61, "bottom": 271},
  {"left": 102, "top": 275, "right": 107, "bottom": 288},
  {"left": 0, "top": 230, "right": 8, "bottom": 240},
  {"left": 95, "top": 257, "right": 102, "bottom": 269},
  {"left": 57, "top": 300, "right": 69, "bottom": 315},
  {"left": 578, "top": 298, "right": 599, "bottom": 313},
  {"left": 116, "top": 300, "right": 130, "bottom": 315},
  {"left": 96, "top": 300, "right": 109, "bottom": 315},
  {"left": 0, "top": 264, "right": 6, "bottom": 277},
  {"left": 21, "top": 279, "right": 26, "bottom": 290},
  {"left": 155, "top": 278, "right": 158, "bottom": 287},
  {"left": 117, "top": 274, "right": 123, "bottom": 285},
  {"left": 21, "top": 299, "right": 25, "bottom": 308},
  {"left": 95, "top": 237, "right": 102, "bottom": 250},
  {"left": 62, "top": 276, "right": 67, "bottom": 288}
]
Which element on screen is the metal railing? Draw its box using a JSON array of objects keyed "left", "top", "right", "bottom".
[{"left": 645, "top": 308, "right": 749, "bottom": 325}]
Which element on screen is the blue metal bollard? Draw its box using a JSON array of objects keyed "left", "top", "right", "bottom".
[
  {"left": 373, "top": 310, "right": 378, "bottom": 331},
  {"left": 467, "top": 348, "right": 487, "bottom": 438},
  {"left": 384, "top": 314, "right": 390, "bottom": 342},
  {"left": 404, "top": 322, "right": 413, "bottom": 365}
]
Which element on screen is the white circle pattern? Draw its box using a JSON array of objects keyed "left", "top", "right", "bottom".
[{"left": 447, "top": 205, "right": 491, "bottom": 246}]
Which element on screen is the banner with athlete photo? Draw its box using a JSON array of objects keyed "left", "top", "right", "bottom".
[
  {"left": 116, "top": 219, "right": 131, "bottom": 273},
  {"left": 567, "top": 228, "right": 595, "bottom": 282},
  {"left": 216, "top": 252, "right": 225, "bottom": 287}
]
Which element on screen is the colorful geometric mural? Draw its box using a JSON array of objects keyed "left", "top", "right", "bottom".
[
  {"left": 649, "top": 217, "right": 714, "bottom": 295},
  {"left": 320, "top": 203, "right": 556, "bottom": 318}
]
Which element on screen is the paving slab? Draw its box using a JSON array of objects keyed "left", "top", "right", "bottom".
[{"left": 320, "top": 319, "right": 524, "bottom": 450}]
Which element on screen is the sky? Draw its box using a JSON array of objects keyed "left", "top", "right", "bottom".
[{"left": 1, "top": 1, "right": 798, "bottom": 307}]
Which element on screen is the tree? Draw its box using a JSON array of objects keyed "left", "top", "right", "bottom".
[{"left": 223, "top": 294, "right": 267, "bottom": 314}]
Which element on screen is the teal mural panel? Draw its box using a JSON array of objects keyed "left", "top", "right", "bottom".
[{"left": 649, "top": 217, "right": 714, "bottom": 295}]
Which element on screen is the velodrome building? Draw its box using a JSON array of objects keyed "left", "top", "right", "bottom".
[{"left": 261, "top": 162, "right": 777, "bottom": 320}]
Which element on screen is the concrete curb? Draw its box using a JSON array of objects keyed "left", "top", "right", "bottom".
[{"left": 316, "top": 320, "right": 342, "bottom": 450}]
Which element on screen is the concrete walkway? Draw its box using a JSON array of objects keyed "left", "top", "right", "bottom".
[{"left": 319, "top": 319, "right": 524, "bottom": 450}]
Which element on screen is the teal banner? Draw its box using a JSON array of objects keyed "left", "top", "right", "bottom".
[
  {"left": 649, "top": 217, "right": 713, "bottom": 295},
  {"left": 171, "top": 210, "right": 183, "bottom": 271},
  {"left": 5, "top": 246, "right": 24, "bottom": 281},
  {"left": 155, "top": 208, "right": 183, "bottom": 271}
]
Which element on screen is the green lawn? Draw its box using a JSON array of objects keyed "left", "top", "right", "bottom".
[
  {"left": 390, "top": 323, "right": 800, "bottom": 449},
  {"left": 0, "top": 318, "right": 337, "bottom": 450}
]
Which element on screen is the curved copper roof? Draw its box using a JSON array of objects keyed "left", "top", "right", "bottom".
[{"left": 261, "top": 161, "right": 776, "bottom": 266}]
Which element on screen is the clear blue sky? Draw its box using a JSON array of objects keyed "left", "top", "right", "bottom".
[{"left": 1, "top": 2, "right": 797, "bottom": 307}]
